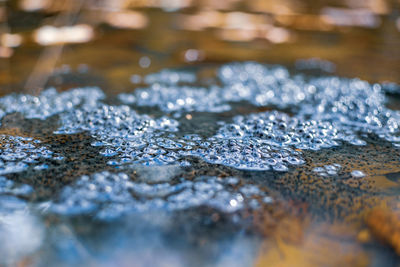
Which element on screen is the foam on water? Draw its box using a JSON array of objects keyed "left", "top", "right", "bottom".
[
  {"left": 0, "top": 135, "right": 63, "bottom": 175},
  {"left": 49, "top": 171, "right": 271, "bottom": 220}
]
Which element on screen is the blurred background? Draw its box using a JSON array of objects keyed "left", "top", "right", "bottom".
[{"left": 0, "top": 0, "right": 399, "bottom": 96}]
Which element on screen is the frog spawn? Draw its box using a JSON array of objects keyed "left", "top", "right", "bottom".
[
  {"left": 49, "top": 171, "right": 272, "bottom": 220},
  {"left": 53, "top": 86, "right": 395, "bottom": 171},
  {"left": 0, "top": 176, "right": 40, "bottom": 265},
  {"left": 217, "top": 111, "right": 365, "bottom": 151},
  {"left": 222, "top": 64, "right": 400, "bottom": 147},
  {"left": 118, "top": 62, "right": 400, "bottom": 147},
  {"left": 312, "top": 164, "right": 342, "bottom": 177},
  {"left": 55, "top": 103, "right": 179, "bottom": 136},
  {"left": 54, "top": 102, "right": 305, "bottom": 171},
  {"left": 119, "top": 63, "right": 310, "bottom": 112},
  {"left": 0, "top": 62, "right": 398, "bottom": 175},
  {"left": 0, "top": 87, "right": 104, "bottom": 124},
  {"left": 0, "top": 135, "right": 63, "bottom": 175},
  {"left": 0, "top": 176, "right": 33, "bottom": 196},
  {"left": 119, "top": 84, "right": 231, "bottom": 113},
  {"left": 106, "top": 133, "right": 304, "bottom": 171},
  {"left": 143, "top": 69, "right": 197, "bottom": 85}
]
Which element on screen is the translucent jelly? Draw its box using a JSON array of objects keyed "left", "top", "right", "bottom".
[{"left": 50, "top": 171, "right": 272, "bottom": 220}]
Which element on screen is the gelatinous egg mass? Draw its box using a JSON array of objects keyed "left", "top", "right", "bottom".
[
  {"left": 49, "top": 171, "right": 271, "bottom": 220},
  {"left": 0, "top": 61, "right": 399, "bottom": 220},
  {"left": 0, "top": 135, "right": 63, "bottom": 175},
  {"left": 0, "top": 87, "right": 104, "bottom": 123}
]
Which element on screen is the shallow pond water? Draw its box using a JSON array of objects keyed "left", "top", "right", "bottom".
[{"left": 1, "top": 1, "right": 400, "bottom": 266}]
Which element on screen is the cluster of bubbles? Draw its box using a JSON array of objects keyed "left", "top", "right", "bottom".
[
  {"left": 0, "top": 135, "right": 63, "bottom": 175},
  {"left": 0, "top": 87, "right": 104, "bottom": 124},
  {"left": 49, "top": 171, "right": 272, "bottom": 220}
]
